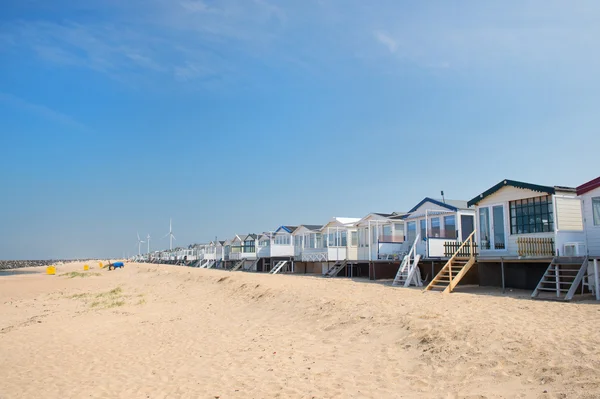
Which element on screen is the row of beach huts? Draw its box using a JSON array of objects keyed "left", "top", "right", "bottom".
[{"left": 135, "top": 176, "right": 600, "bottom": 301}]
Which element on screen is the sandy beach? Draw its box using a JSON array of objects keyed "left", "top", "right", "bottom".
[{"left": 1, "top": 262, "right": 599, "bottom": 399}]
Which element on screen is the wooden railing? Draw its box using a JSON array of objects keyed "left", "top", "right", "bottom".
[
  {"left": 517, "top": 237, "right": 554, "bottom": 257},
  {"left": 444, "top": 240, "right": 479, "bottom": 258}
]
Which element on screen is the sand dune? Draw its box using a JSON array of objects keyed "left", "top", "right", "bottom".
[{"left": 1, "top": 262, "right": 599, "bottom": 398}]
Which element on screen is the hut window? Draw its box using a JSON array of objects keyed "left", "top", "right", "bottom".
[
  {"left": 430, "top": 218, "right": 440, "bottom": 237},
  {"left": 359, "top": 228, "right": 368, "bottom": 247},
  {"left": 510, "top": 195, "right": 554, "bottom": 234},
  {"left": 420, "top": 219, "right": 427, "bottom": 240},
  {"left": 341, "top": 231, "right": 347, "bottom": 246},
  {"left": 274, "top": 234, "right": 290, "bottom": 245},
  {"left": 407, "top": 222, "right": 417, "bottom": 242},
  {"left": 593, "top": 197, "right": 600, "bottom": 226},
  {"left": 444, "top": 215, "right": 456, "bottom": 239},
  {"left": 351, "top": 231, "right": 358, "bottom": 246},
  {"left": 394, "top": 223, "right": 404, "bottom": 237},
  {"left": 242, "top": 240, "right": 255, "bottom": 253}
]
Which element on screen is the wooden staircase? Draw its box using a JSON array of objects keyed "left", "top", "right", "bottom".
[
  {"left": 393, "top": 233, "right": 422, "bottom": 287},
  {"left": 246, "top": 258, "right": 260, "bottom": 272},
  {"left": 229, "top": 259, "right": 246, "bottom": 272},
  {"left": 323, "top": 260, "right": 348, "bottom": 277},
  {"left": 205, "top": 260, "right": 216, "bottom": 269},
  {"left": 269, "top": 260, "right": 288, "bottom": 274},
  {"left": 425, "top": 231, "right": 477, "bottom": 293},
  {"left": 532, "top": 257, "right": 589, "bottom": 301}
]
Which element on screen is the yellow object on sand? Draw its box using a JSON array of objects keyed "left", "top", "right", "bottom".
[
  {"left": 99, "top": 262, "right": 103, "bottom": 268},
  {"left": 46, "top": 266, "right": 56, "bottom": 275},
  {"left": 83, "top": 265, "right": 89, "bottom": 271}
]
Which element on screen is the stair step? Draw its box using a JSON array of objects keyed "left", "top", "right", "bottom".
[
  {"left": 548, "top": 268, "right": 580, "bottom": 272},
  {"left": 540, "top": 279, "right": 576, "bottom": 284},
  {"left": 536, "top": 287, "right": 570, "bottom": 292}
]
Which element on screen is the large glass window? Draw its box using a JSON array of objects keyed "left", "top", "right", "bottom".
[
  {"left": 242, "top": 240, "right": 255, "bottom": 253},
  {"left": 430, "top": 217, "right": 440, "bottom": 237},
  {"left": 382, "top": 225, "right": 392, "bottom": 239},
  {"left": 407, "top": 222, "right": 416, "bottom": 243},
  {"left": 593, "top": 197, "right": 600, "bottom": 226},
  {"left": 359, "top": 228, "right": 367, "bottom": 247},
  {"left": 510, "top": 195, "right": 554, "bottom": 234},
  {"left": 274, "top": 234, "right": 290, "bottom": 245},
  {"left": 394, "top": 223, "right": 404, "bottom": 237},
  {"left": 294, "top": 235, "right": 302, "bottom": 248},
  {"left": 309, "top": 234, "right": 315, "bottom": 248},
  {"left": 351, "top": 231, "right": 358, "bottom": 246},
  {"left": 316, "top": 233, "right": 323, "bottom": 248},
  {"left": 420, "top": 219, "right": 427, "bottom": 240},
  {"left": 443, "top": 215, "right": 456, "bottom": 239},
  {"left": 341, "top": 231, "right": 347, "bottom": 246}
]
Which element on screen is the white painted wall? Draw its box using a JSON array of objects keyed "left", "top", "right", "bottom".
[{"left": 582, "top": 187, "right": 600, "bottom": 256}]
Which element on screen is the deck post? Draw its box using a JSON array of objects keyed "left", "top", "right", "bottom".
[
  {"left": 594, "top": 259, "right": 599, "bottom": 301},
  {"left": 555, "top": 264, "right": 561, "bottom": 298},
  {"left": 431, "top": 261, "right": 434, "bottom": 283},
  {"left": 501, "top": 258, "right": 505, "bottom": 294}
]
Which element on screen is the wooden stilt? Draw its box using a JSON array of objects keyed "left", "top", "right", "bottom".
[
  {"left": 501, "top": 258, "right": 505, "bottom": 294},
  {"left": 594, "top": 259, "right": 599, "bottom": 301}
]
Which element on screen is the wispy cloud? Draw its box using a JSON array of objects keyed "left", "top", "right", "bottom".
[
  {"left": 0, "top": 92, "right": 89, "bottom": 131},
  {"left": 374, "top": 31, "right": 397, "bottom": 54},
  {"left": 2, "top": 0, "right": 600, "bottom": 86}
]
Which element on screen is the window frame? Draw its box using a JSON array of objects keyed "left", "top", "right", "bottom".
[
  {"left": 509, "top": 195, "right": 554, "bottom": 235},
  {"left": 592, "top": 197, "right": 600, "bottom": 226}
]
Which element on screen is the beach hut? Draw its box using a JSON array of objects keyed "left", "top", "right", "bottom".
[
  {"left": 291, "top": 225, "right": 325, "bottom": 274},
  {"left": 355, "top": 212, "right": 406, "bottom": 279},
  {"left": 391, "top": 198, "right": 475, "bottom": 287},
  {"left": 425, "top": 179, "right": 588, "bottom": 300},
  {"left": 576, "top": 176, "right": 600, "bottom": 300},
  {"left": 317, "top": 217, "right": 361, "bottom": 277},
  {"left": 227, "top": 234, "right": 258, "bottom": 271},
  {"left": 256, "top": 226, "right": 297, "bottom": 273}
]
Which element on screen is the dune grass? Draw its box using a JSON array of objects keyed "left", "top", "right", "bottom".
[{"left": 61, "top": 271, "right": 101, "bottom": 278}]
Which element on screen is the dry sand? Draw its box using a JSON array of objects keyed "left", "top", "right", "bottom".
[{"left": 1, "top": 262, "right": 599, "bottom": 399}]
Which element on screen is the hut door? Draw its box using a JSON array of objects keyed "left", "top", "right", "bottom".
[{"left": 460, "top": 215, "right": 474, "bottom": 241}]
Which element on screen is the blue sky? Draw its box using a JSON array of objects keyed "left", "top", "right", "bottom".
[{"left": 1, "top": 0, "right": 599, "bottom": 259}]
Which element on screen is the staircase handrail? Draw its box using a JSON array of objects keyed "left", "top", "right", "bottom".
[
  {"left": 448, "top": 231, "right": 476, "bottom": 264},
  {"left": 398, "top": 232, "right": 421, "bottom": 276}
]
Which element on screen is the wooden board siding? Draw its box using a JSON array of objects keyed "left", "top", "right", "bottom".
[
  {"left": 555, "top": 196, "right": 584, "bottom": 231},
  {"left": 409, "top": 202, "right": 454, "bottom": 215},
  {"left": 582, "top": 187, "right": 600, "bottom": 256},
  {"left": 477, "top": 186, "right": 547, "bottom": 207}
]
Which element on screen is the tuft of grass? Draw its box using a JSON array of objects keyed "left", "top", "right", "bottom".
[
  {"left": 69, "top": 293, "right": 91, "bottom": 299},
  {"left": 95, "top": 286, "right": 122, "bottom": 298},
  {"left": 88, "top": 287, "right": 127, "bottom": 309},
  {"left": 136, "top": 298, "right": 146, "bottom": 305},
  {"left": 107, "top": 300, "right": 125, "bottom": 308},
  {"left": 61, "top": 271, "right": 101, "bottom": 278}
]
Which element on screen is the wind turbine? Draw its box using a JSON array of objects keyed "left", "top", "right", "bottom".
[
  {"left": 146, "top": 233, "right": 151, "bottom": 254},
  {"left": 137, "top": 232, "right": 145, "bottom": 256},
  {"left": 163, "top": 218, "right": 176, "bottom": 250}
]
